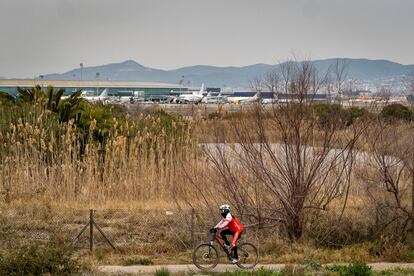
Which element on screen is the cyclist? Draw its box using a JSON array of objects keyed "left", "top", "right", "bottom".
[{"left": 212, "top": 204, "right": 244, "bottom": 263}]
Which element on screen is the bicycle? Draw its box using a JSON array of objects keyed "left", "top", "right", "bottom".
[{"left": 192, "top": 228, "right": 259, "bottom": 270}]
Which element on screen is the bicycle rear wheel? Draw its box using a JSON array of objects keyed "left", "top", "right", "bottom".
[
  {"left": 192, "top": 243, "right": 220, "bottom": 270},
  {"left": 236, "top": 242, "right": 259, "bottom": 269}
]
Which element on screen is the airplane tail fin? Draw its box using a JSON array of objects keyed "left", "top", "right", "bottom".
[
  {"left": 199, "top": 83, "right": 205, "bottom": 95},
  {"left": 99, "top": 88, "right": 108, "bottom": 99},
  {"left": 193, "top": 83, "right": 205, "bottom": 96}
]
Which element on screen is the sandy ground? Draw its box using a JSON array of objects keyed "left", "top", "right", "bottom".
[{"left": 98, "top": 263, "right": 414, "bottom": 274}]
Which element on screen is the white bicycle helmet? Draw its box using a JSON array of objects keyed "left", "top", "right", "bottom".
[{"left": 219, "top": 204, "right": 230, "bottom": 212}]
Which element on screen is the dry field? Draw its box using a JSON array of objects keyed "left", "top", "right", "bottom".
[{"left": 1, "top": 90, "right": 414, "bottom": 267}]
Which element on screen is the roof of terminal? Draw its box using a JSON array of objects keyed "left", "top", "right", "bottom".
[{"left": 0, "top": 79, "right": 186, "bottom": 88}]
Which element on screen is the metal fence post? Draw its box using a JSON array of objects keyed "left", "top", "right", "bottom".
[
  {"left": 89, "top": 209, "right": 94, "bottom": 251},
  {"left": 72, "top": 209, "right": 116, "bottom": 252},
  {"left": 190, "top": 208, "right": 195, "bottom": 246}
]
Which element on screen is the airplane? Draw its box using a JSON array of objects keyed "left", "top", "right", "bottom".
[
  {"left": 201, "top": 91, "right": 228, "bottom": 104},
  {"left": 261, "top": 98, "right": 277, "bottom": 104},
  {"left": 227, "top": 91, "right": 261, "bottom": 104},
  {"left": 80, "top": 88, "right": 109, "bottom": 103},
  {"left": 175, "top": 83, "right": 205, "bottom": 103},
  {"left": 109, "top": 95, "right": 134, "bottom": 104},
  {"left": 108, "top": 90, "right": 145, "bottom": 104}
]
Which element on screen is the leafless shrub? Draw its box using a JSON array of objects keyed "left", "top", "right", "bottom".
[
  {"left": 249, "top": 75, "right": 264, "bottom": 97},
  {"left": 327, "top": 59, "right": 348, "bottom": 103},
  {"left": 376, "top": 85, "right": 393, "bottom": 101},
  {"left": 264, "top": 69, "right": 281, "bottom": 100},
  {"left": 359, "top": 118, "right": 414, "bottom": 239},
  {"left": 181, "top": 59, "right": 364, "bottom": 241}
]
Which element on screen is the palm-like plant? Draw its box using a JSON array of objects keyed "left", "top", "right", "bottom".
[
  {"left": 14, "top": 85, "right": 116, "bottom": 151},
  {"left": 0, "top": 91, "right": 15, "bottom": 105},
  {"left": 17, "top": 85, "right": 89, "bottom": 123},
  {"left": 17, "top": 85, "right": 46, "bottom": 104},
  {"left": 57, "top": 90, "right": 90, "bottom": 123},
  {"left": 46, "top": 86, "right": 65, "bottom": 113}
]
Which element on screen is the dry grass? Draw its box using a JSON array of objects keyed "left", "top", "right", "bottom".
[
  {"left": 1, "top": 102, "right": 414, "bottom": 265},
  {"left": 2, "top": 198, "right": 414, "bottom": 265},
  {"left": 0, "top": 107, "right": 198, "bottom": 203}
]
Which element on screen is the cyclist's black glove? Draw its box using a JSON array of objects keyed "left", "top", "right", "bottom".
[{"left": 209, "top": 228, "right": 217, "bottom": 233}]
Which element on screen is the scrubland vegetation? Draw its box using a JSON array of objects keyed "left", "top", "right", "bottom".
[
  {"left": 151, "top": 265, "right": 414, "bottom": 276},
  {"left": 0, "top": 86, "right": 195, "bottom": 203},
  {"left": 1, "top": 62, "right": 414, "bottom": 274},
  {"left": 0, "top": 238, "right": 84, "bottom": 275}
]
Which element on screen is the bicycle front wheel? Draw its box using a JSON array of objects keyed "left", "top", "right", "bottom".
[
  {"left": 236, "top": 242, "right": 259, "bottom": 269},
  {"left": 192, "top": 243, "right": 220, "bottom": 270}
]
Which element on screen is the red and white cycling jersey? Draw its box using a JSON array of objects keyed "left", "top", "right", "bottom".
[{"left": 215, "top": 213, "right": 244, "bottom": 232}]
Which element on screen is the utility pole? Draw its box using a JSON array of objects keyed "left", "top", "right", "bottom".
[
  {"left": 80, "top": 63, "right": 84, "bottom": 81},
  {"left": 96, "top": 72, "right": 100, "bottom": 95}
]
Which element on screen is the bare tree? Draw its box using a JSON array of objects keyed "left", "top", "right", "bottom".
[
  {"left": 249, "top": 75, "right": 263, "bottom": 98},
  {"left": 376, "top": 85, "right": 393, "bottom": 101},
  {"left": 184, "top": 59, "right": 363, "bottom": 241},
  {"left": 278, "top": 58, "right": 330, "bottom": 103},
  {"left": 264, "top": 69, "right": 281, "bottom": 101},
  {"left": 360, "top": 119, "right": 414, "bottom": 237},
  {"left": 327, "top": 59, "right": 348, "bottom": 103}
]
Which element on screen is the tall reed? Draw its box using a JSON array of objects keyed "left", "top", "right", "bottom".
[{"left": 0, "top": 102, "right": 198, "bottom": 204}]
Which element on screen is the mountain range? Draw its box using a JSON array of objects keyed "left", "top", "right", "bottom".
[{"left": 40, "top": 58, "right": 414, "bottom": 88}]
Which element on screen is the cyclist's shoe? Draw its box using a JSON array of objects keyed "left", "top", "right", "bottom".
[
  {"left": 231, "top": 258, "right": 239, "bottom": 264},
  {"left": 223, "top": 244, "right": 230, "bottom": 250}
]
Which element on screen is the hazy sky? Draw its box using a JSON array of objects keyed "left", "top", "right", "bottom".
[{"left": 1, "top": 0, "right": 413, "bottom": 78}]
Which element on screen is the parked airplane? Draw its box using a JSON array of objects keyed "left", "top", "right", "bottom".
[
  {"left": 81, "top": 88, "right": 109, "bottom": 103},
  {"left": 227, "top": 91, "right": 260, "bottom": 104},
  {"left": 261, "top": 98, "right": 277, "bottom": 104},
  {"left": 109, "top": 95, "right": 135, "bottom": 104},
  {"left": 176, "top": 84, "right": 205, "bottom": 103},
  {"left": 201, "top": 91, "right": 228, "bottom": 104},
  {"left": 108, "top": 90, "right": 145, "bottom": 104}
]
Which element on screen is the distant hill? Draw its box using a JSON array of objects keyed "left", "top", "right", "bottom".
[{"left": 42, "top": 58, "right": 414, "bottom": 88}]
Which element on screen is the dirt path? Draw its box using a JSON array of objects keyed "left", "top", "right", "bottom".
[{"left": 98, "top": 263, "right": 414, "bottom": 274}]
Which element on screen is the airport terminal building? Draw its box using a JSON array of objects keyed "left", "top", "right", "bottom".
[{"left": 0, "top": 80, "right": 188, "bottom": 101}]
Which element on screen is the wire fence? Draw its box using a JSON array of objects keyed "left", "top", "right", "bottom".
[{"left": 0, "top": 207, "right": 264, "bottom": 253}]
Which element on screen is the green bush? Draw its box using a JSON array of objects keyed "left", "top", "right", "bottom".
[
  {"left": 155, "top": 267, "right": 171, "bottom": 276},
  {"left": 328, "top": 263, "right": 373, "bottom": 276},
  {"left": 301, "top": 259, "right": 322, "bottom": 270},
  {"left": 381, "top": 104, "right": 413, "bottom": 122},
  {"left": 0, "top": 240, "right": 83, "bottom": 275},
  {"left": 0, "top": 91, "right": 15, "bottom": 105},
  {"left": 347, "top": 106, "right": 366, "bottom": 125},
  {"left": 312, "top": 103, "right": 366, "bottom": 127}
]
